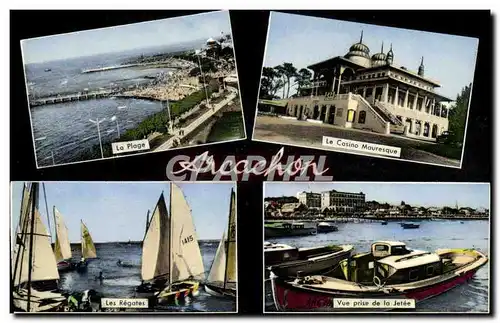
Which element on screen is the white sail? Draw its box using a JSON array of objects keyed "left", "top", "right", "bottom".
[
  {"left": 207, "top": 188, "right": 237, "bottom": 286},
  {"left": 12, "top": 207, "right": 60, "bottom": 286},
  {"left": 81, "top": 221, "right": 97, "bottom": 259},
  {"left": 169, "top": 183, "right": 205, "bottom": 283},
  {"left": 141, "top": 193, "right": 170, "bottom": 281},
  {"left": 207, "top": 231, "right": 227, "bottom": 283},
  {"left": 53, "top": 207, "right": 72, "bottom": 262}
]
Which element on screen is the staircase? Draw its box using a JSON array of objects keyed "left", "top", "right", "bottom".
[{"left": 373, "top": 101, "right": 405, "bottom": 134}]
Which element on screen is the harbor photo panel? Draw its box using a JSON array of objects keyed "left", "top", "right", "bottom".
[
  {"left": 10, "top": 181, "right": 237, "bottom": 313},
  {"left": 253, "top": 11, "right": 479, "bottom": 169},
  {"left": 21, "top": 10, "right": 246, "bottom": 169},
  {"left": 263, "top": 182, "right": 490, "bottom": 313}
]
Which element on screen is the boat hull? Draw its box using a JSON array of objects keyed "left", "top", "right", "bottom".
[
  {"left": 57, "top": 261, "right": 75, "bottom": 273},
  {"left": 271, "top": 268, "right": 479, "bottom": 312},
  {"left": 157, "top": 281, "right": 200, "bottom": 305},
  {"left": 12, "top": 289, "right": 66, "bottom": 313},
  {"left": 204, "top": 283, "right": 237, "bottom": 299},
  {"left": 269, "top": 247, "right": 353, "bottom": 278},
  {"left": 265, "top": 226, "right": 316, "bottom": 238}
]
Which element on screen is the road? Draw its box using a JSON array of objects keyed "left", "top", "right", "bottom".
[
  {"left": 253, "top": 115, "right": 461, "bottom": 167},
  {"left": 154, "top": 87, "right": 238, "bottom": 151}
]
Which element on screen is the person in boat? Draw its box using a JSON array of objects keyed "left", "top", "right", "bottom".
[{"left": 117, "top": 259, "right": 122, "bottom": 266}]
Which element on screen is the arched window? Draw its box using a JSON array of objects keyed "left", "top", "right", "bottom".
[
  {"left": 347, "top": 109, "right": 356, "bottom": 122},
  {"left": 358, "top": 111, "right": 366, "bottom": 124}
]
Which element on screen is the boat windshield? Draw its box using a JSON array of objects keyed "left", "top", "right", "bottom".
[{"left": 391, "top": 246, "right": 411, "bottom": 255}]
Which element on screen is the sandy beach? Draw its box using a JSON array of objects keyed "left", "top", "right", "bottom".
[{"left": 123, "top": 57, "right": 236, "bottom": 102}]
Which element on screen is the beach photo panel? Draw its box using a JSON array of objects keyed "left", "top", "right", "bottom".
[{"left": 21, "top": 10, "right": 246, "bottom": 169}]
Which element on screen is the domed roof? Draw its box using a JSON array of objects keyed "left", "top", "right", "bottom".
[
  {"left": 371, "top": 42, "right": 387, "bottom": 61},
  {"left": 345, "top": 31, "right": 370, "bottom": 59}
]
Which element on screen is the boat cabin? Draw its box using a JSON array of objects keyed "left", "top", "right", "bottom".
[{"left": 336, "top": 241, "right": 443, "bottom": 285}]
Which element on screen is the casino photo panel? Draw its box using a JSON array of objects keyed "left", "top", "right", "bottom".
[
  {"left": 263, "top": 182, "right": 490, "bottom": 313},
  {"left": 10, "top": 181, "right": 237, "bottom": 313},
  {"left": 21, "top": 10, "right": 246, "bottom": 169},
  {"left": 253, "top": 11, "right": 479, "bottom": 169}
]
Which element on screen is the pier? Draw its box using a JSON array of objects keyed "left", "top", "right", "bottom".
[{"left": 29, "top": 89, "right": 123, "bottom": 107}]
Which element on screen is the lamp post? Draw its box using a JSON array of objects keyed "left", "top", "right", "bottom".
[
  {"left": 110, "top": 115, "right": 120, "bottom": 137},
  {"left": 195, "top": 49, "right": 210, "bottom": 107},
  {"left": 89, "top": 117, "right": 106, "bottom": 158},
  {"left": 166, "top": 99, "right": 173, "bottom": 133}
]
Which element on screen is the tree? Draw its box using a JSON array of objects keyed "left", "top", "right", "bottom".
[
  {"left": 260, "top": 67, "right": 285, "bottom": 99},
  {"left": 294, "top": 68, "right": 312, "bottom": 94},
  {"left": 448, "top": 83, "right": 471, "bottom": 144},
  {"left": 280, "top": 63, "right": 298, "bottom": 98}
]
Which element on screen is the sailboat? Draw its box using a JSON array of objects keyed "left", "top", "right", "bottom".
[
  {"left": 53, "top": 207, "right": 74, "bottom": 272},
  {"left": 137, "top": 183, "right": 205, "bottom": 304},
  {"left": 12, "top": 183, "right": 66, "bottom": 312},
  {"left": 76, "top": 220, "right": 97, "bottom": 272},
  {"left": 204, "top": 188, "right": 237, "bottom": 298}
]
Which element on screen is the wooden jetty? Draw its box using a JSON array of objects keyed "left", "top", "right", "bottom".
[{"left": 29, "top": 89, "right": 122, "bottom": 107}]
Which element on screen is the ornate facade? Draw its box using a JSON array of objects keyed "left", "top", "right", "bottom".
[{"left": 284, "top": 32, "right": 453, "bottom": 140}]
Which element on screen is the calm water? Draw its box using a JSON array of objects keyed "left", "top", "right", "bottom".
[
  {"left": 264, "top": 220, "right": 489, "bottom": 313},
  {"left": 60, "top": 241, "right": 235, "bottom": 312},
  {"left": 31, "top": 98, "right": 164, "bottom": 166},
  {"left": 24, "top": 48, "right": 188, "bottom": 167}
]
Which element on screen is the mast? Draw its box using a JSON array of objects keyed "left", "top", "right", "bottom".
[
  {"left": 42, "top": 183, "right": 53, "bottom": 244},
  {"left": 168, "top": 184, "right": 173, "bottom": 288},
  {"left": 223, "top": 188, "right": 233, "bottom": 290},
  {"left": 27, "top": 183, "right": 38, "bottom": 312},
  {"left": 52, "top": 205, "right": 58, "bottom": 251},
  {"left": 142, "top": 210, "right": 151, "bottom": 244},
  {"left": 81, "top": 220, "right": 83, "bottom": 258},
  {"left": 12, "top": 183, "right": 30, "bottom": 288}
]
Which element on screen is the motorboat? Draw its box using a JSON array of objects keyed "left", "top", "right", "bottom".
[
  {"left": 317, "top": 222, "right": 338, "bottom": 233},
  {"left": 271, "top": 241, "right": 488, "bottom": 312},
  {"left": 401, "top": 223, "right": 420, "bottom": 229},
  {"left": 265, "top": 222, "right": 317, "bottom": 238},
  {"left": 268, "top": 244, "right": 354, "bottom": 278}
]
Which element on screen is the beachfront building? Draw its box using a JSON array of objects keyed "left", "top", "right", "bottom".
[
  {"left": 321, "top": 189, "right": 366, "bottom": 213},
  {"left": 297, "top": 191, "right": 321, "bottom": 209},
  {"left": 279, "top": 32, "right": 453, "bottom": 141}
]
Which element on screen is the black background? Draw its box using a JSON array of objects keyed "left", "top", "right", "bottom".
[{"left": 10, "top": 10, "right": 492, "bottom": 315}]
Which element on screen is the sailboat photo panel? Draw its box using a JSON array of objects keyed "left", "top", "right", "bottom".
[{"left": 10, "top": 181, "right": 237, "bottom": 313}]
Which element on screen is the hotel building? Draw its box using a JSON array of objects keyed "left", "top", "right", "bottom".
[
  {"left": 279, "top": 32, "right": 453, "bottom": 140},
  {"left": 321, "top": 189, "right": 366, "bottom": 212},
  {"left": 297, "top": 191, "right": 321, "bottom": 208}
]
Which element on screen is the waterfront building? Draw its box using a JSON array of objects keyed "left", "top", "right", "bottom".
[
  {"left": 279, "top": 32, "right": 453, "bottom": 141},
  {"left": 297, "top": 191, "right": 322, "bottom": 208},
  {"left": 321, "top": 190, "right": 366, "bottom": 212}
]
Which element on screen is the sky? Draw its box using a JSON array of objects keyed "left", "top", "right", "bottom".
[
  {"left": 21, "top": 11, "right": 231, "bottom": 64},
  {"left": 264, "top": 183, "right": 490, "bottom": 209},
  {"left": 11, "top": 182, "right": 235, "bottom": 243},
  {"left": 263, "top": 12, "right": 479, "bottom": 99}
]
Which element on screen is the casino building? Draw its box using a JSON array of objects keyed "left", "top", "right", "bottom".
[{"left": 278, "top": 32, "right": 453, "bottom": 140}]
